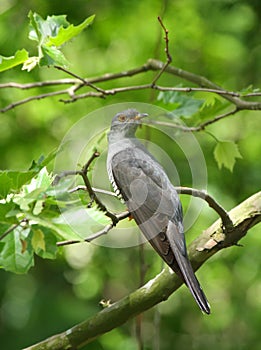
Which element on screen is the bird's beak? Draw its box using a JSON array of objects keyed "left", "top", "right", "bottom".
[{"left": 134, "top": 113, "right": 148, "bottom": 121}]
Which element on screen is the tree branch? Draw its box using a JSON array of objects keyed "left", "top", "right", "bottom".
[
  {"left": 23, "top": 191, "right": 261, "bottom": 350},
  {"left": 56, "top": 211, "right": 129, "bottom": 247},
  {"left": 54, "top": 151, "right": 119, "bottom": 226},
  {"left": 175, "top": 186, "right": 233, "bottom": 230},
  {"left": 56, "top": 185, "right": 233, "bottom": 247},
  {"left": 1, "top": 59, "right": 260, "bottom": 132}
]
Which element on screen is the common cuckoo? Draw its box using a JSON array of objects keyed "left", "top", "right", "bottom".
[{"left": 107, "top": 108, "right": 210, "bottom": 314}]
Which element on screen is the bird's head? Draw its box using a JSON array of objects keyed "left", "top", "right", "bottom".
[{"left": 109, "top": 109, "right": 148, "bottom": 139}]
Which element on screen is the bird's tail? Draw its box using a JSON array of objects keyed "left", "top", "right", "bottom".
[
  {"left": 171, "top": 246, "right": 211, "bottom": 314},
  {"left": 167, "top": 222, "right": 211, "bottom": 314}
]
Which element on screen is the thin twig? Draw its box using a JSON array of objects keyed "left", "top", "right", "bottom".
[
  {"left": 194, "top": 107, "right": 239, "bottom": 130},
  {"left": 69, "top": 186, "right": 117, "bottom": 197},
  {"left": 57, "top": 184, "right": 233, "bottom": 247},
  {"left": 1, "top": 58, "right": 260, "bottom": 123},
  {"left": 243, "top": 92, "right": 261, "bottom": 97},
  {"left": 0, "top": 90, "right": 68, "bottom": 113},
  {"left": 0, "top": 219, "right": 27, "bottom": 241},
  {"left": 54, "top": 151, "right": 119, "bottom": 225},
  {"left": 151, "top": 17, "right": 172, "bottom": 85},
  {"left": 54, "top": 66, "right": 106, "bottom": 95},
  {"left": 147, "top": 107, "right": 239, "bottom": 132},
  {"left": 56, "top": 211, "right": 130, "bottom": 246}
]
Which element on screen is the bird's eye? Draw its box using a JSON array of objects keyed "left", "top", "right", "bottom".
[{"left": 118, "top": 115, "right": 126, "bottom": 122}]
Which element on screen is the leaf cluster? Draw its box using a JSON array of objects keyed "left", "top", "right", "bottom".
[{"left": 0, "top": 12, "right": 95, "bottom": 72}]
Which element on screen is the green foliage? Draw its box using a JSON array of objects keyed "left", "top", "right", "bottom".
[
  {"left": 0, "top": 49, "right": 29, "bottom": 72},
  {"left": 0, "top": 166, "right": 57, "bottom": 273},
  {"left": 0, "top": 226, "right": 34, "bottom": 274},
  {"left": 157, "top": 90, "right": 204, "bottom": 118},
  {"left": 0, "top": 170, "right": 37, "bottom": 199},
  {"left": 0, "top": 12, "right": 95, "bottom": 72},
  {"left": 0, "top": 1, "right": 260, "bottom": 350},
  {"left": 214, "top": 140, "right": 242, "bottom": 172},
  {"left": 0, "top": 146, "right": 80, "bottom": 273}
]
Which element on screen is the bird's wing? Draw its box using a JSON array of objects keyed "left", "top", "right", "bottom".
[{"left": 110, "top": 148, "right": 185, "bottom": 274}]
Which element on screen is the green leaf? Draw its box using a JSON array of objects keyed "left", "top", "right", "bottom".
[
  {"left": 0, "top": 49, "right": 29, "bottom": 72},
  {"left": 32, "top": 228, "right": 45, "bottom": 251},
  {"left": 29, "top": 147, "right": 61, "bottom": 171},
  {"left": 0, "top": 202, "right": 16, "bottom": 223},
  {"left": 0, "top": 227, "right": 34, "bottom": 274},
  {"left": 41, "top": 45, "right": 69, "bottom": 67},
  {"left": 239, "top": 84, "right": 260, "bottom": 96},
  {"left": 27, "top": 12, "right": 94, "bottom": 69},
  {"left": 46, "top": 15, "right": 95, "bottom": 47},
  {"left": 13, "top": 167, "right": 54, "bottom": 211},
  {"left": 214, "top": 141, "right": 242, "bottom": 171},
  {"left": 28, "top": 11, "right": 69, "bottom": 43},
  {"left": 32, "top": 227, "right": 57, "bottom": 259},
  {"left": 0, "top": 170, "right": 37, "bottom": 199},
  {"left": 157, "top": 91, "right": 204, "bottom": 118}
]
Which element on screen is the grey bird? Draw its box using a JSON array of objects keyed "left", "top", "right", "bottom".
[{"left": 107, "top": 108, "right": 210, "bottom": 314}]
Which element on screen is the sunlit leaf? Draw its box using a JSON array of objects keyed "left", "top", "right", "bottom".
[
  {"left": 214, "top": 140, "right": 242, "bottom": 171},
  {"left": 12, "top": 168, "right": 53, "bottom": 212},
  {"left": 27, "top": 12, "right": 94, "bottom": 68},
  {"left": 32, "top": 228, "right": 46, "bottom": 251},
  {"left": 0, "top": 49, "right": 29, "bottom": 72},
  {"left": 46, "top": 15, "right": 95, "bottom": 47},
  {"left": 28, "top": 11, "right": 69, "bottom": 43},
  {"left": 32, "top": 227, "right": 57, "bottom": 259}
]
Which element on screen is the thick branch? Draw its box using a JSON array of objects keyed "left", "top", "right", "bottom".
[{"left": 24, "top": 191, "right": 261, "bottom": 350}]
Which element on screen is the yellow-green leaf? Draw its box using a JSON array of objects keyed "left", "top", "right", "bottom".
[
  {"left": 46, "top": 15, "right": 95, "bottom": 47},
  {"left": 0, "top": 49, "right": 29, "bottom": 72},
  {"left": 32, "top": 229, "right": 46, "bottom": 252},
  {"left": 214, "top": 141, "right": 242, "bottom": 172}
]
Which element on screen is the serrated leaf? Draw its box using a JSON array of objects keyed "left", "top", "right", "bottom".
[
  {"left": 46, "top": 15, "right": 95, "bottom": 47},
  {"left": 0, "top": 49, "right": 29, "bottom": 72},
  {"left": 28, "top": 11, "right": 69, "bottom": 43},
  {"left": 12, "top": 168, "right": 53, "bottom": 211},
  {"left": 41, "top": 45, "right": 69, "bottom": 67},
  {"left": 214, "top": 141, "right": 242, "bottom": 171},
  {"left": 0, "top": 226, "right": 34, "bottom": 274}
]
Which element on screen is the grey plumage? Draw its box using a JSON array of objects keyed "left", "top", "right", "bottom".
[{"left": 107, "top": 109, "right": 210, "bottom": 314}]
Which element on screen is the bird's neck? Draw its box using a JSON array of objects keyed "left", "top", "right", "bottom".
[{"left": 108, "top": 130, "right": 135, "bottom": 144}]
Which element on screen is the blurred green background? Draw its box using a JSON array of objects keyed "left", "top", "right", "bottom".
[{"left": 0, "top": 0, "right": 260, "bottom": 349}]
